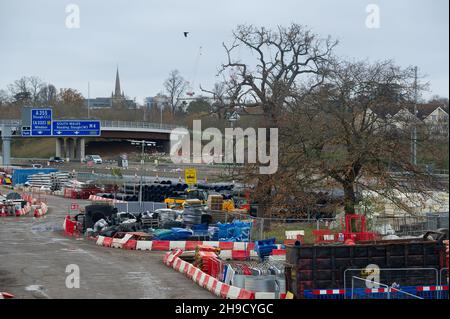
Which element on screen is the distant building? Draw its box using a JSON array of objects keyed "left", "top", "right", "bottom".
[
  {"left": 84, "top": 67, "right": 137, "bottom": 109},
  {"left": 417, "top": 103, "right": 449, "bottom": 136},
  {"left": 84, "top": 97, "right": 112, "bottom": 108},
  {"left": 144, "top": 96, "right": 154, "bottom": 110},
  {"left": 153, "top": 94, "right": 170, "bottom": 109},
  {"left": 367, "top": 103, "right": 449, "bottom": 137}
]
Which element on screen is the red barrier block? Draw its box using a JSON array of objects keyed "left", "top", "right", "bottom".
[
  {"left": 219, "top": 242, "right": 233, "bottom": 250},
  {"left": 151, "top": 240, "right": 170, "bottom": 250},
  {"left": 122, "top": 239, "right": 137, "bottom": 250},
  {"left": 219, "top": 284, "right": 230, "bottom": 298},
  {"left": 103, "top": 237, "right": 113, "bottom": 248},
  {"left": 186, "top": 241, "right": 203, "bottom": 250}
]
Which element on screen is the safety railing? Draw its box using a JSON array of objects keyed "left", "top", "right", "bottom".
[
  {"left": 371, "top": 213, "right": 449, "bottom": 237},
  {"left": 208, "top": 209, "right": 336, "bottom": 242},
  {"left": 344, "top": 267, "right": 439, "bottom": 299},
  {"left": 304, "top": 285, "right": 447, "bottom": 299},
  {"left": 0, "top": 119, "right": 184, "bottom": 131},
  {"left": 350, "top": 276, "right": 423, "bottom": 299},
  {"left": 440, "top": 268, "right": 448, "bottom": 299},
  {"left": 100, "top": 120, "right": 183, "bottom": 130},
  {"left": 0, "top": 119, "right": 21, "bottom": 125}
]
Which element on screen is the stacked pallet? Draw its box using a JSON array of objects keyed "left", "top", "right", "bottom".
[{"left": 207, "top": 195, "right": 223, "bottom": 211}]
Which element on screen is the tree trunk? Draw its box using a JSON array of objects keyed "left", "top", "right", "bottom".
[
  {"left": 343, "top": 181, "right": 356, "bottom": 215},
  {"left": 342, "top": 181, "right": 359, "bottom": 232}
]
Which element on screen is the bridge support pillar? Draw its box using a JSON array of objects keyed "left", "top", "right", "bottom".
[
  {"left": 55, "top": 138, "right": 65, "bottom": 158},
  {"left": 65, "top": 138, "right": 75, "bottom": 161},
  {"left": 1, "top": 126, "right": 12, "bottom": 166},
  {"left": 75, "top": 138, "right": 85, "bottom": 161}
]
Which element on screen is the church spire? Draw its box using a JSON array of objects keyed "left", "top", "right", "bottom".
[{"left": 114, "top": 66, "right": 121, "bottom": 97}]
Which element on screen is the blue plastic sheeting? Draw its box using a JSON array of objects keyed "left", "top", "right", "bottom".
[
  {"left": 254, "top": 238, "right": 278, "bottom": 259},
  {"left": 213, "top": 220, "right": 251, "bottom": 242},
  {"left": 12, "top": 168, "right": 58, "bottom": 185},
  {"left": 154, "top": 227, "right": 193, "bottom": 240},
  {"left": 191, "top": 224, "right": 209, "bottom": 236}
]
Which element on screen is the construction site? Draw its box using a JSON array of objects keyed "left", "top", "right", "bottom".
[
  {"left": 1, "top": 159, "right": 449, "bottom": 300},
  {"left": 0, "top": 1, "right": 449, "bottom": 313}
]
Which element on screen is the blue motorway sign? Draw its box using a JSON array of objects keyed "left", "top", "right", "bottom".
[
  {"left": 31, "top": 108, "right": 52, "bottom": 136},
  {"left": 52, "top": 120, "right": 101, "bottom": 137}
]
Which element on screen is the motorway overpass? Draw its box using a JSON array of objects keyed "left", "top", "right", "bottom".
[{"left": 1, "top": 120, "right": 183, "bottom": 164}]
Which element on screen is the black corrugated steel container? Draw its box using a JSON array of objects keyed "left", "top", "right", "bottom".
[{"left": 286, "top": 238, "right": 446, "bottom": 298}]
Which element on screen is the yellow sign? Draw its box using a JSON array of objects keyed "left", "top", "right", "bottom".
[
  {"left": 285, "top": 291, "right": 294, "bottom": 299},
  {"left": 185, "top": 168, "right": 197, "bottom": 185}
]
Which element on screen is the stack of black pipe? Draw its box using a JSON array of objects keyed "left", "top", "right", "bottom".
[
  {"left": 96, "top": 181, "right": 235, "bottom": 203},
  {"left": 141, "top": 181, "right": 189, "bottom": 202}
]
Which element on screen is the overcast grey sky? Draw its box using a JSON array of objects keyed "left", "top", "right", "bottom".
[{"left": 0, "top": 0, "right": 448, "bottom": 104}]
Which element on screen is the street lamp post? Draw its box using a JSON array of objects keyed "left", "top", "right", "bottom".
[
  {"left": 411, "top": 66, "right": 418, "bottom": 166},
  {"left": 128, "top": 140, "right": 156, "bottom": 207}
]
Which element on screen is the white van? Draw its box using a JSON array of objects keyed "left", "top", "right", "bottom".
[{"left": 84, "top": 155, "right": 103, "bottom": 164}]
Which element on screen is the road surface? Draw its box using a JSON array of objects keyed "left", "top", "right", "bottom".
[{"left": 0, "top": 187, "right": 214, "bottom": 299}]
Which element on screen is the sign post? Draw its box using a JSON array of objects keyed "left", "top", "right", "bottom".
[
  {"left": 52, "top": 120, "right": 101, "bottom": 136},
  {"left": 29, "top": 108, "right": 52, "bottom": 136},
  {"left": 185, "top": 168, "right": 197, "bottom": 187}
]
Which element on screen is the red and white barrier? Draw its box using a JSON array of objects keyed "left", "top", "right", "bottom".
[
  {"left": 416, "top": 285, "right": 448, "bottom": 292},
  {"left": 33, "top": 202, "right": 48, "bottom": 217},
  {"left": 95, "top": 235, "right": 259, "bottom": 253},
  {"left": 0, "top": 292, "right": 14, "bottom": 299},
  {"left": 15, "top": 207, "right": 28, "bottom": 216},
  {"left": 218, "top": 249, "right": 258, "bottom": 260},
  {"left": 365, "top": 288, "right": 390, "bottom": 293},
  {"left": 312, "top": 289, "right": 346, "bottom": 295},
  {"left": 1, "top": 193, "right": 47, "bottom": 218},
  {"left": 164, "top": 249, "right": 255, "bottom": 299},
  {"left": 88, "top": 195, "right": 126, "bottom": 203}
]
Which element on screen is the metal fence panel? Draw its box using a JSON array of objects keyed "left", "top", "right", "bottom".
[
  {"left": 344, "top": 268, "right": 439, "bottom": 298},
  {"left": 372, "top": 213, "right": 449, "bottom": 237},
  {"left": 213, "top": 210, "right": 337, "bottom": 242},
  {"left": 427, "top": 212, "right": 449, "bottom": 230},
  {"left": 114, "top": 201, "right": 166, "bottom": 213}
]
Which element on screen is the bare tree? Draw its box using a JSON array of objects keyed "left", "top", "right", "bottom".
[
  {"left": 163, "top": 70, "right": 187, "bottom": 115},
  {"left": 28, "top": 76, "right": 45, "bottom": 102},
  {"left": 202, "top": 24, "right": 337, "bottom": 218},
  {"left": 38, "top": 84, "right": 58, "bottom": 104},
  {"left": 7, "top": 76, "right": 45, "bottom": 104},
  {"left": 8, "top": 76, "right": 31, "bottom": 103},
  {"left": 277, "top": 59, "right": 440, "bottom": 215},
  {"left": 201, "top": 80, "right": 246, "bottom": 119},
  {"left": 211, "top": 24, "right": 336, "bottom": 124}
]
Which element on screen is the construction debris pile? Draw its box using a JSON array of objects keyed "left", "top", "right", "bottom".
[{"left": 77, "top": 203, "right": 253, "bottom": 243}]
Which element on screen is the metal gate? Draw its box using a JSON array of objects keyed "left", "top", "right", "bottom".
[
  {"left": 344, "top": 267, "right": 439, "bottom": 299},
  {"left": 350, "top": 276, "right": 423, "bottom": 299}
]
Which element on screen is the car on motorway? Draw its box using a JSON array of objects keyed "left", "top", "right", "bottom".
[
  {"left": 31, "top": 163, "right": 43, "bottom": 168},
  {"left": 48, "top": 156, "right": 65, "bottom": 163},
  {"left": 83, "top": 155, "right": 103, "bottom": 164}
]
